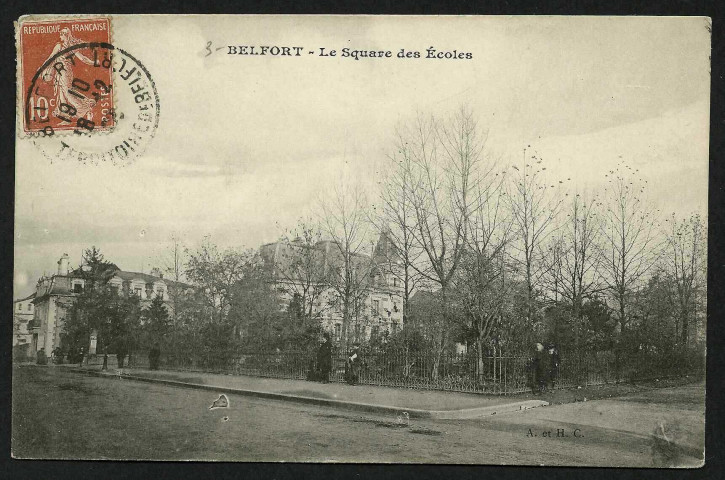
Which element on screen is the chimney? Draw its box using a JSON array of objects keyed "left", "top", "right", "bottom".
[{"left": 57, "top": 253, "right": 69, "bottom": 276}]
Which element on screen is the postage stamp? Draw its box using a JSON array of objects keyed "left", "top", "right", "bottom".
[
  {"left": 17, "top": 16, "right": 160, "bottom": 165},
  {"left": 19, "top": 17, "right": 114, "bottom": 134}
]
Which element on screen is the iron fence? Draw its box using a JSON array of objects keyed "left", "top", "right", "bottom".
[{"left": 123, "top": 347, "right": 704, "bottom": 395}]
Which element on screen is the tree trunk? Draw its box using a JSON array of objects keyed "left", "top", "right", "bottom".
[
  {"left": 477, "top": 336, "right": 485, "bottom": 382},
  {"left": 431, "top": 285, "right": 448, "bottom": 380},
  {"left": 680, "top": 307, "right": 689, "bottom": 349}
]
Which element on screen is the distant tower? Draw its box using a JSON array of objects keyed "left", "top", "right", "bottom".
[{"left": 373, "top": 229, "right": 401, "bottom": 265}]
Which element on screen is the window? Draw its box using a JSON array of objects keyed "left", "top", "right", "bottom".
[
  {"left": 17, "top": 304, "right": 21, "bottom": 311},
  {"left": 73, "top": 283, "right": 83, "bottom": 293},
  {"left": 156, "top": 288, "right": 164, "bottom": 299},
  {"left": 27, "top": 303, "right": 32, "bottom": 311},
  {"left": 393, "top": 277, "right": 399, "bottom": 287},
  {"left": 371, "top": 299, "right": 380, "bottom": 316},
  {"left": 334, "top": 323, "right": 341, "bottom": 341},
  {"left": 110, "top": 286, "right": 119, "bottom": 296},
  {"left": 134, "top": 287, "right": 142, "bottom": 297}
]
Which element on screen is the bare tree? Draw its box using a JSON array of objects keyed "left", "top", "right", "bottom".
[
  {"left": 662, "top": 212, "right": 706, "bottom": 348},
  {"left": 319, "top": 183, "right": 374, "bottom": 349},
  {"left": 185, "top": 237, "right": 253, "bottom": 327},
  {"left": 374, "top": 136, "right": 428, "bottom": 327},
  {"left": 507, "top": 147, "right": 564, "bottom": 340},
  {"left": 157, "top": 235, "right": 187, "bottom": 355},
  {"left": 458, "top": 164, "right": 513, "bottom": 368},
  {"left": 401, "top": 107, "right": 484, "bottom": 378},
  {"left": 600, "top": 163, "right": 660, "bottom": 338},
  {"left": 545, "top": 194, "right": 603, "bottom": 348},
  {"left": 275, "top": 218, "right": 330, "bottom": 326},
  {"left": 161, "top": 235, "right": 185, "bottom": 283}
]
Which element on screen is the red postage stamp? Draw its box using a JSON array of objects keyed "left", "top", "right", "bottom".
[{"left": 18, "top": 17, "right": 114, "bottom": 134}]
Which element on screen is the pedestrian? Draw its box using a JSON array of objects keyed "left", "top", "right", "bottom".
[
  {"left": 345, "top": 343, "right": 361, "bottom": 386},
  {"left": 532, "top": 342, "right": 548, "bottom": 394},
  {"left": 36, "top": 347, "right": 47, "bottom": 365},
  {"left": 52, "top": 346, "right": 64, "bottom": 364},
  {"left": 149, "top": 342, "right": 161, "bottom": 370},
  {"left": 316, "top": 332, "right": 333, "bottom": 383},
  {"left": 547, "top": 344, "right": 560, "bottom": 390}
]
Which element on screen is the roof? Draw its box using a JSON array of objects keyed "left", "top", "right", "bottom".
[
  {"left": 14, "top": 292, "right": 36, "bottom": 303},
  {"left": 409, "top": 289, "right": 439, "bottom": 304},
  {"left": 111, "top": 270, "right": 190, "bottom": 288},
  {"left": 373, "top": 230, "right": 402, "bottom": 265},
  {"left": 33, "top": 276, "right": 76, "bottom": 300},
  {"left": 32, "top": 269, "right": 192, "bottom": 303},
  {"left": 262, "top": 239, "right": 375, "bottom": 282}
]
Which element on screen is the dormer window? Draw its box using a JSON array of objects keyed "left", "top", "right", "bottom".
[{"left": 72, "top": 282, "right": 84, "bottom": 293}]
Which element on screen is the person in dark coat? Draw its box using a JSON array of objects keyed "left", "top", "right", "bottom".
[
  {"left": 345, "top": 343, "right": 361, "bottom": 385},
  {"left": 547, "top": 344, "right": 560, "bottom": 390},
  {"left": 316, "top": 332, "right": 333, "bottom": 383},
  {"left": 149, "top": 343, "right": 161, "bottom": 370},
  {"left": 36, "top": 348, "right": 47, "bottom": 365},
  {"left": 532, "top": 342, "right": 548, "bottom": 394}
]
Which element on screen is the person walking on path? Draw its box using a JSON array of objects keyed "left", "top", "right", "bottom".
[
  {"left": 345, "top": 343, "right": 361, "bottom": 386},
  {"left": 149, "top": 343, "right": 161, "bottom": 370},
  {"left": 316, "top": 332, "right": 333, "bottom": 383}
]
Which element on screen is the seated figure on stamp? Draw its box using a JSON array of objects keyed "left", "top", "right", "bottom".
[{"left": 41, "top": 28, "right": 96, "bottom": 124}]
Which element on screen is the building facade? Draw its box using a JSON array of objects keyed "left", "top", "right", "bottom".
[
  {"left": 29, "top": 254, "right": 188, "bottom": 359},
  {"left": 260, "top": 232, "right": 405, "bottom": 344},
  {"left": 13, "top": 292, "right": 36, "bottom": 357}
]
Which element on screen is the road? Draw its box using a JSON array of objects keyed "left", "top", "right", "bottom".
[{"left": 11, "top": 365, "right": 703, "bottom": 466}]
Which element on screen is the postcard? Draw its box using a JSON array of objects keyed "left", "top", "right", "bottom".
[{"left": 13, "top": 15, "right": 709, "bottom": 466}]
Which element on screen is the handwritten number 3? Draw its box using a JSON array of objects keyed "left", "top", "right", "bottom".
[{"left": 204, "top": 41, "right": 225, "bottom": 57}]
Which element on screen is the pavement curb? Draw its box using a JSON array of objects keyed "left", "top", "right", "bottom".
[
  {"left": 426, "top": 400, "right": 550, "bottom": 419},
  {"left": 64, "top": 367, "right": 548, "bottom": 419}
]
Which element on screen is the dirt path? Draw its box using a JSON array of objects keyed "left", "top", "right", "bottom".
[{"left": 12, "top": 365, "right": 694, "bottom": 466}]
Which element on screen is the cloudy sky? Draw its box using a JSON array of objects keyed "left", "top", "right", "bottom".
[{"left": 14, "top": 15, "right": 711, "bottom": 298}]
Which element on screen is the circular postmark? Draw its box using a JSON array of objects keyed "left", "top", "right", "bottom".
[{"left": 24, "top": 42, "right": 159, "bottom": 165}]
